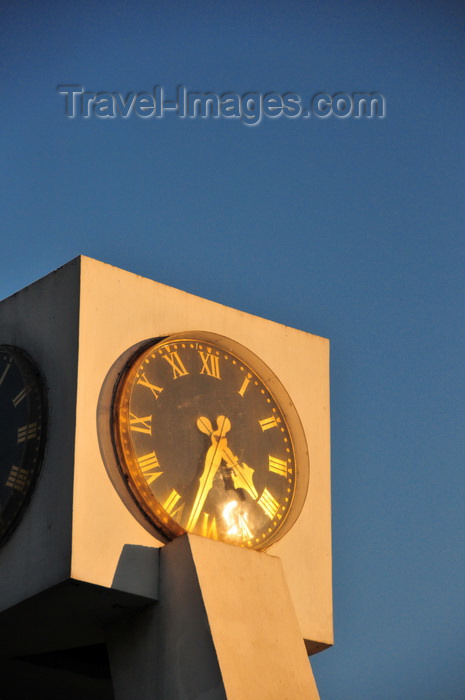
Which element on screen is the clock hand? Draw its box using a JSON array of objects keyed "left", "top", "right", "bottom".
[
  {"left": 186, "top": 416, "right": 230, "bottom": 532},
  {"left": 197, "top": 416, "right": 214, "bottom": 436},
  {"left": 194, "top": 415, "right": 258, "bottom": 501},
  {"left": 186, "top": 444, "right": 221, "bottom": 531},
  {"left": 218, "top": 446, "right": 258, "bottom": 500}
]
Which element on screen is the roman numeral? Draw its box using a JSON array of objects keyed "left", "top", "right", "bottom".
[
  {"left": 17, "top": 423, "right": 37, "bottom": 443},
  {"left": 5, "top": 465, "right": 28, "bottom": 492},
  {"left": 238, "top": 514, "right": 253, "bottom": 540},
  {"left": 163, "top": 489, "right": 183, "bottom": 516},
  {"left": 257, "top": 487, "right": 280, "bottom": 519},
  {"left": 137, "top": 451, "right": 162, "bottom": 485},
  {"left": 12, "top": 388, "right": 27, "bottom": 408},
  {"left": 198, "top": 350, "right": 221, "bottom": 379},
  {"left": 258, "top": 415, "right": 281, "bottom": 431},
  {"left": 201, "top": 513, "right": 218, "bottom": 539},
  {"left": 129, "top": 413, "right": 152, "bottom": 435},
  {"left": 0, "top": 360, "right": 12, "bottom": 387},
  {"left": 137, "top": 373, "right": 163, "bottom": 400},
  {"left": 238, "top": 375, "right": 251, "bottom": 397},
  {"left": 162, "top": 351, "right": 189, "bottom": 379},
  {"left": 268, "top": 456, "right": 288, "bottom": 477}
]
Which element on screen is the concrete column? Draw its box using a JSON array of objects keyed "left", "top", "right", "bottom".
[{"left": 106, "top": 534, "right": 319, "bottom": 699}]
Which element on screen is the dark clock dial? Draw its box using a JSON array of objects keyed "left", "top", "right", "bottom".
[
  {"left": 0, "top": 346, "right": 47, "bottom": 546},
  {"left": 112, "top": 332, "right": 308, "bottom": 550}
]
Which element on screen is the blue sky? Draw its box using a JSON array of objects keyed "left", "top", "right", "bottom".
[{"left": 2, "top": 2, "right": 465, "bottom": 697}]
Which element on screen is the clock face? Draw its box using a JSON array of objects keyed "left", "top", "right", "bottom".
[
  {"left": 112, "top": 332, "right": 308, "bottom": 550},
  {"left": 0, "top": 346, "right": 47, "bottom": 546}
]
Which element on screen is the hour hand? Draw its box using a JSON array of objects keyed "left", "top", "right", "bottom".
[
  {"left": 197, "top": 416, "right": 214, "bottom": 436},
  {"left": 193, "top": 415, "right": 258, "bottom": 501},
  {"left": 220, "top": 446, "right": 258, "bottom": 500}
]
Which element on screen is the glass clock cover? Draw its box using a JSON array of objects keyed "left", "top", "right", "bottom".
[{"left": 112, "top": 332, "right": 308, "bottom": 550}]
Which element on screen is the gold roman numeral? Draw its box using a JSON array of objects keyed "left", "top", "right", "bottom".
[
  {"left": 162, "top": 351, "right": 189, "bottom": 379},
  {"left": 137, "top": 451, "right": 162, "bottom": 485},
  {"left": 129, "top": 413, "right": 152, "bottom": 435},
  {"left": 12, "top": 388, "right": 27, "bottom": 408},
  {"left": 268, "top": 456, "right": 288, "bottom": 477},
  {"left": 137, "top": 373, "right": 163, "bottom": 400},
  {"left": 198, "top": 350, "right": 221, "bottom": 379},
  {"left": 17, "top": 423, "right": 37, "bottom": 443},
  {"left": 238, "top": 374, "right": 251, "bottom": 397},
  {"left": 238, "top": 514, "right": 253, "bottom": 540},
  {"left": 257, "top": 487, "right": 280, "bottom": 519},
  {"left": 5, "top": 465, "right": 28, "bottom": 492},
  {"left": 163, "top": 489, "right": 183, "bottom": 516},
  {"left": 201, "top": 513, "right": 218, "bottom": 539},
  {"left": 0, "top": 360, "right": 12, "bottom": 387},
  {"left": 258, "top": 415, "right": 281, "bottom": 431}
]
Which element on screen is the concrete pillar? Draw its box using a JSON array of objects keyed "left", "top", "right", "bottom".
[{"left": 106, "top": 534, "right": 319, "bottom": 699}]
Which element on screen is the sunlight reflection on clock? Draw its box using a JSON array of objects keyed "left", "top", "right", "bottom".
[{"left": 222, "top": 500, "right": 253, "bottom": 540}]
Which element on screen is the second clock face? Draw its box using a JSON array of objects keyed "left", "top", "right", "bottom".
[
  {"left": 0, "top": 346, "right": 47, "bottom": 547},
  {"left": 113, "top": 333, "right": 307, "bottom": 550}
]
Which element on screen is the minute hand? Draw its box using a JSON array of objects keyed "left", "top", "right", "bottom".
[
  {"left": 220, "top": 445, "right": 258, "bottom": 500},
  {"left": 186, "top": 444, "right": 222, "bottom": 532}
]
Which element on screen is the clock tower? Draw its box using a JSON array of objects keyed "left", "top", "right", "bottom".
[{"left": 0, "top": 257, "right": 332, "bottom": 698}]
